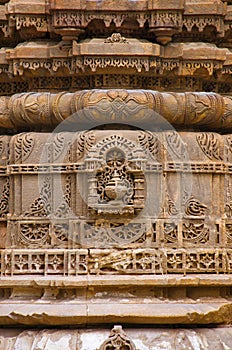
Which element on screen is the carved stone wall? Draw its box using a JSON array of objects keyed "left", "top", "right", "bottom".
[
  {"left": 0, "top": 129, "right": 231, "bottom": 276},
  {"left": 0, "top": 1, "right": 232, "bottom": 94},
  {"left": 1, "top": 0, "right": 232, "bottom": 347}
]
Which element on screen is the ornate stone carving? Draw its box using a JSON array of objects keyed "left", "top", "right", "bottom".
[
  {"left": 13, "top": 133, "right": 35, "bottom": 163},
  {"left": 18, "top": 223, "right": 50, "bottom": 247},
  {"left": 104, "top": 33, "right": 129, "bottom": 44},
  {"left": 75, "top": 221, "right": 147, "bottom": 247},
  {"left": 86, "top": 134, "right": 146, "bottom": 215},
  {"left": 1, "top": 0, "right": 232, "bottom": 338},
  {"left": 196, "top": 133, "right": 222, "bottom": 161},
  {"left": 0, "top": 177, "right": 9, "bottom": 218},
  {"left": 182, "top": 222, "right": 209, "bottom": 244},
  {"left": 99, "top": 326, "right": 136, "bottom": 350},
  {"left": 1, "top": 247, "right": 232, "bottom": 276},
  {"left": 0, "top": 89, "right": 230, "bottom": 130},
  {"left": 14, "top": 15, "right": 48, "bottom": 32},
  {"left": 184, "top": 196, "right": 207, "bottom": 216}
]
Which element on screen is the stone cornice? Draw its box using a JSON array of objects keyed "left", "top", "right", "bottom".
[
  {"left": 0, "top": 275, "right": 231, "bottom": 325},
  {"left": 0, "top": 0, "right": 229, "bottom": 45},
  {"left": 0, "top": 40, "right": 231, "bottom": 79}
]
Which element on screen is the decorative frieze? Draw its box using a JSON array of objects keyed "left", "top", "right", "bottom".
[
  {"left": 0, "top": 39, "right": 231, "bottom": 92},
  {"left": 2, "top": 0, "right": 229, "bottom": 44},
  {"left": 1, "top": 247, "right": 232, "bottom": 275},
  {"left": 0, "top": 89, "right": 231, "bottom": 131}
]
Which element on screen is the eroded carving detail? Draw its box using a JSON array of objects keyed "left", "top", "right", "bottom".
[
  {"left": 24, "top": 176, "right": 52, "bottom": 217},
  {"left": 196, "top": 133, "right": 222, "bottom": 161},
  {"left": 90, "top": 249, "right": 164, "bottom": 274},
  {"left": 14, "top": 133, "right": 34, "bottom": 163},
  {"left": 99, "top": 326, "right": 136, "bottom": 350},
  {"left": 182, "top": 222, "right": 209, "bottom": 244},
  {"left": 185, "top": 196, "right": 207, "bottom": 217},
  {"left": 104, "top": 33, "right": 128, "bottom": 44},
  {"left": 0, "top": 177, "right": 10, "bottom": 218},
  {"left": 18, "top": 223, "right": 50, "bottom": 247}
]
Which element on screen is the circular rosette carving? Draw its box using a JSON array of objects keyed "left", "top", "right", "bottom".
[
  {"left": 81, "top": 221, "right": 147, "bottom": 247},
  {"left": 107, "top": 222, "right": 147, "bottom": 244},
  {"left": 18, "top": 223, "right": 50, "bottom": 247}
]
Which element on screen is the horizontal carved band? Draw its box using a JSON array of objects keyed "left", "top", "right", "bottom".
[
  {"left": 1, "top": 248, "right": 232, "bottom": 275},
  {"left": 1, "top": 89, "right": 232, "bottom": 131}
]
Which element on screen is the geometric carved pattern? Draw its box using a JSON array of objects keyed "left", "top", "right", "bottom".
[
  {"left": 18, "top": 223, "right": 50, "bottom": 247},
  {"left": 182, "top": 222, "right": 209, "bottom": 244},
  {"left": 1, "top": 248, "right": 231, "bottom": 276},
  {"left": 9, "top": 219, "right": 221, "bottom": 249}
]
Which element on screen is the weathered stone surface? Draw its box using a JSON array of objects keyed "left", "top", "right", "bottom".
[
  {"left": 0, "top": 274, "right": 232, "bottom": 325},
  {"left": 0, "top": 326, "right": 232, "bottom": 349}
]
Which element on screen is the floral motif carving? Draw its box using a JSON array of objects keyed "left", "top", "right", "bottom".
[
  {"left": 165, "top": 193, "right": 179, "bottom": 216},
  {"left": 185, "top": 196, "right": 207, "bottom": 216},
  {"left": 18, "top": 223, "right": 50, "bottom": 247},
  {"left": 166, "top": 131, "right": 187, "bottom": 160},
  {"left": 14, "top": 133, "right": 34, "bottom": 163},
  {"left": 137, "top": 131, "right": 160, "bottom": 160},
  {"left": 164, "top": 223, "right": 178, "bottom": 244},
  {"left": 0, "top": 177, "right": 10, "bottom": 218},
  {"left": 196, "top": 133, "right": 222, "bottom": 161},
  {"left": 54, "top": 175, "right": 72, "bottom": 218},
  {"left": 52, "top": 133, "right": 67, "bottom": 161},
  {"left": 104, "top": 33, "right": 128, "bottom": 44},
  {"left": 24, "top": 176, "right": 52, "bottom": 217},
  {"left": 76, "top": 131, "right": 96, "bottom": 160},
  {"left": 182, "top": 222, "right": 209, "bottom": 244}
]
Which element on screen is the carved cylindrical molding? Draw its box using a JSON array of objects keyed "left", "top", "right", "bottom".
[{"left": 0, "top": 89, "right": 231, "bottom": 131}]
